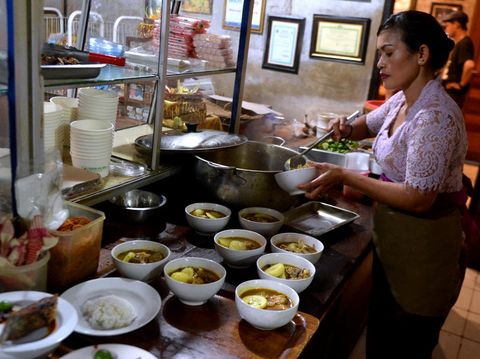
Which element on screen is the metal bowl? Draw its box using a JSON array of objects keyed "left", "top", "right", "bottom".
[{"left": 109, "top": 190, "right": 167, "bottom": 224}]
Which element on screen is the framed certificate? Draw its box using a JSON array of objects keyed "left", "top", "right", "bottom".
[
  {"left": 223, "top": 0, "right": 266, "bottom": 34},
  {"left": 309, "top": 15, "right": 370, "bottom": 64},
  {"left": 262, "top": 16, "right": 305, "bottom": 74}
]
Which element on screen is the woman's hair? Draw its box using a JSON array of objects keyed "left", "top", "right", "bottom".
[{"left": 377, "top": 10, "right": 454, "bottom": 72}]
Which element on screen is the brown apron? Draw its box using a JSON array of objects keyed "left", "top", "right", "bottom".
[{"left": 373, "top": 203, "right": 464, "bottom": 316}]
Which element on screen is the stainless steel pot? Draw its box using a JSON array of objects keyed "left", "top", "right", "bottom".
[{"left": 194, "top": 141, "right": 303, "bottom": 211}]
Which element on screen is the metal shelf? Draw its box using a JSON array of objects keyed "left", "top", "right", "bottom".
[
  {"left": 43, "top": 63, "right": 237, "bottom": 90},
  {"left": 71, "top": 162, "right": 181, "bottom": 206}
]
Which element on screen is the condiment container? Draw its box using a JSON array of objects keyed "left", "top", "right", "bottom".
[
  {"left": 48, "top": 201, "right": 105, "bottom": 290},
  {"left": 0, "top": 251, "right": 50, "bottom": 292}
]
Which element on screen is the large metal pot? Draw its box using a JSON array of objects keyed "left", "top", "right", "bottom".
[{"left": 194, "top": 141, "right": 303, "bottom": 211}]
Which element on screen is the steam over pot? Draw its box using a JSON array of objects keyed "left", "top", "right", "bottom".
[{"left": 194, "top": 141, "right": 304, "bottom": 211}]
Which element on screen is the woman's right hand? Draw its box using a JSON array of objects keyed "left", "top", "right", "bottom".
[{"left": 329, "top": 116, "right": 353, "bottom": 141}]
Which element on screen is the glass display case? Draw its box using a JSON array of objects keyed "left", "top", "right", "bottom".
[{"left": 7, "top": 0, "right": 253, "bottom": 206}]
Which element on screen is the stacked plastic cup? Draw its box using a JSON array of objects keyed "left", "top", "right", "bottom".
[
  {"left": 43, "top": 102, "right": 64, "bottom": 154},
  {"left": 77, "top": 88, "right": 119, "bottom": 128},
  {"left": 70, "top": 119, "right": 114, "bottom": 178},
  {"left": 50, "top": 96, "right": 79, "bottom": 145}
]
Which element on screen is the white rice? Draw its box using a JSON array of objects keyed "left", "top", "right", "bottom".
[{"left": 82, "top": 294, "right": 136, "bottom": 330}]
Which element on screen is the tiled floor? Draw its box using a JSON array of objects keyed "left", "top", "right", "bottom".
[{"left": 349, "top": 163, "right": 480, "bottom": 359}]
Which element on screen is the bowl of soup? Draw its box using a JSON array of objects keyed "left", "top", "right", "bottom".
[
  {"left": 238, "top": 207, "right": 284, "bottom": 236},
  {"left": 235, "top": 279, "right": 299, "bottom": 330},
  {"left": 214, "top": 229, "right": 267, "bottom": 268},
  {"left": 270, "top": 233, "right": 324, "bottom": 264},
  {"left": 111, "top": 240, "right": 171, "bottom": 282},
  {"left": 164, "top": 257, "right": 226, "bottom": 305},
  {"left": 256, "top": 253, "right": 316, "bottom": 293},
  {"left": 185, "top": 202, "right": 231, "bottom": 235}
]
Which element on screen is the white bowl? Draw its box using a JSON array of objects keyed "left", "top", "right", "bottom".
[
  {"left": 164, "top": 257, "right": 226, "bottom": 306},
  {"left": 274, "top": 167, "right": 318, "bottom": 195},
  {"left": 238, "top": 207, "right": 284, "bottom": 236},
  {"left": 50, "top": 96, "right": 79, "bottom": 109},
  {"left": 256, "top": 253, "right": 316, "bottom": 293},
  {"left": 235, "top": 279, "right": 299, "bottom": 330},
  {"left": 70, "top": 119, "right": 114, "bottom": 133},
  {"left": 111, "top": 240, "right": 171, "bottom": 282},
  {"left": 185, "top": 202, "right": 231, "bottom": 235},
  {"left": 270, "top": 232, "right": 324, "bottom": 264},
  {"left": 0, "top": 291, "right": 78, "bottom": 359},
  {"left": 213, "top": 229, "right": 267, "bottom": 268}
]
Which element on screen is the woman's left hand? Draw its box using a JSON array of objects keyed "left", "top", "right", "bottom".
[{"left": 297, "top": 162, "right": 344, "bottom": 200}]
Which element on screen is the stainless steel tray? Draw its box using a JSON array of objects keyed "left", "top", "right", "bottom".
[
  {"left": 41, "top": 63, "right": 106, "bottom": 79},
  {"left": 283, "top": 201, "right": 359, "bottom": 236}
]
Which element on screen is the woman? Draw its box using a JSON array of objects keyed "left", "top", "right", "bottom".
[{"left": 299, "top": 11, "right": 466, "bottom": 358}]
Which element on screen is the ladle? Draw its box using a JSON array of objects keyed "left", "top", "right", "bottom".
[{"left": 286, "top": 110, "right": 361, "bottom": 170}]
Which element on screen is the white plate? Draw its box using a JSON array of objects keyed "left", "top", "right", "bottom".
[
  {"left": 0, "top": 291, "right": 78, "bottom": 359},
  {"left": 60, "top": 343, "right": 157, "bottom": 359},
  {"left": 61, "top": 277, "right": 161, "bottom": 336}
]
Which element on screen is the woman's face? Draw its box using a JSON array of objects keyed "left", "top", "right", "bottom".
[{"left": 376, "top": 29, "right": 420, "bottom": 91}]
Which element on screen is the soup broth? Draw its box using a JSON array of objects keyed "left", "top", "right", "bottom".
[
  {"left": 169, "top": 266, "right": 220, "bottom": 284},
  {"left": 262, "top": 263, "right": 310, "bottom": 280},
  {"left": 217, "top": 236, "right": 261, "bottom": 250},
  {"left": 240, "top": 288, "right": 292, "bottom": 310},
  {"left": 190, "top": 209, "right": 226, "bottom": 219},
  {"left": 241, "top": 212, "right": 278, "bottom": 223},
  {"left": 277, "top": 240, "right": 317, "bottom": 254},
  {"left": 117, "top": 249, "right": 165, "bottom": 264}
]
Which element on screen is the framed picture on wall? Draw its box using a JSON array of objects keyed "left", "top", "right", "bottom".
[
  {"left": 181, "top": 0, "right": 212, "bottom": 15},
  {"left": 262, "top": 16, "right": 305, "bottom": 74},
  {"left": 430, "top": 2, "right": 463, "bottom": 23},
  {"left": 223, "top": 0, "right": 267, "bottom": 34},
  {"left": 309, "top": 15, "right": 370, "bottom": 64}
]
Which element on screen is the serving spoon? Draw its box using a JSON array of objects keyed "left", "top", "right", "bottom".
[{"left": 286, "top": 110, "right": 361, "bottom": 170}]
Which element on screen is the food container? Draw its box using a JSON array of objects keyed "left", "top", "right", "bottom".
[
  {"left": 48, "top": 201, "right": 105, "bottom": 289},
  {"left": 0, "top": 251, "right": 50, "bottom": 292}
]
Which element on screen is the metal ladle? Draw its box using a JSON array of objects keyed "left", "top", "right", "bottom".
[{"left": 285, "top": 110, "right": 361, "bottom": 170}]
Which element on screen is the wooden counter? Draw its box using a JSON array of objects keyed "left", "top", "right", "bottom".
[{"left": 52, "top": 180, "right": 373, "bottom": 358}]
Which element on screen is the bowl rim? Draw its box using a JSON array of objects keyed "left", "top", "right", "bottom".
[
  {"left": 164, "top": 256, "right": 227, "bottom": 285},
  {"left": 270, "top": 232, "right": 324, "bottom": 254},
  {"left": 256, "top": 252, "right": 316, "bottom": 281},
  {"left": 111, "top": 240, "right": 171, "bottom": 266}
]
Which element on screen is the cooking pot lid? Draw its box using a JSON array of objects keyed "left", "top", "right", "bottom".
[{"left": 135, "top": 130, "right": 248, "bottom": 154}]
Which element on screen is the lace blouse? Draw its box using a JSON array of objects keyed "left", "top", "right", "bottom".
[{"left": 366, "top": 79, "right": 467, "bottom": 193}]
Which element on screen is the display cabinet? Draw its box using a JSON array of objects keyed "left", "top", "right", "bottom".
[{"left": 6, "top": 0, "right": 254, "bottom": 208}]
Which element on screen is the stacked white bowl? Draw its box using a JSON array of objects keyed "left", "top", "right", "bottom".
[
  {"left": 70, "top": 119, "right": 114, "bottom": 177},
  {"left": 50, "top": 96, "right": 79, "bottom": 145},
  {"left": 77, "top": 88, "right": 119, "bottom": 127},
  {"left": 43, "top": 102, "right": 64, "bottom": 154}
]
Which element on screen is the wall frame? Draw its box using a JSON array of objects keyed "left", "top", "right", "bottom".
[
  {"left": 181, "top": 0, "right": 212, "bottom": 15},
  {"left": 430, "top": 2, "right": 463, "bottom": 23},
  {"left": 262, "top": 16, "right": 305, "bottom": 74},
  {"left": 309, "top": 15, "right": 370, "bottom": 64},
  {"left": 223, "top": 0, "right": 266, "bottom": 34}
]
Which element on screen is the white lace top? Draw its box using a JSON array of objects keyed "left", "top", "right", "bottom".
[{"left": 366, "top": 79, "right": 467, "bottom": 193}]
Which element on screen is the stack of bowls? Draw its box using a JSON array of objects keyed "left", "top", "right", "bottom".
[
  {"left": 50, "top": 96, "right": 79, "bottom": 145},
  {"left": 43, "top": 102, "right": 64, "bottom": 154},
  {"left": 70, "top": 119, "right": 114, "bottom": 177},
  {"left": 78, "top": 88, "right": 119, "bottom": 127}
]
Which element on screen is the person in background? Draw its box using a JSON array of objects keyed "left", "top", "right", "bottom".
[
  {"left": 442, "top": 10, "right": 476, "bottom": 107},
  {"left": 299, "top": 11, "right": 467, "bottom": 358}
]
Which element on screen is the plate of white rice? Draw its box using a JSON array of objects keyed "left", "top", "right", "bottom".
[{"left": 61, "top": 277, "right": 161, "bottom": 336}]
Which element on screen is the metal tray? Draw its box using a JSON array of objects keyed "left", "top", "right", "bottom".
[
  {"left": 283, "top": 201, "right": 359, "bottom": 237},
  {"left": 41, "top": 63, "right": 106, "bottom": 80}
]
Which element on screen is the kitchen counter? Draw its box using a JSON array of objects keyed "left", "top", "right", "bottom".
[{"left": 53, "top": 180, "right": 373, "bottom": 358}]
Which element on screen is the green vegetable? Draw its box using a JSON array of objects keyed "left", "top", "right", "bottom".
[
  {"left": 0, "top": 301, "right": 13, "bottom": 313},
  {"left": 94, "top": 349, "right": 114, "bottom": 359},
  {"left": 316, "top": 138, "right": 359, "bottom": 153}
]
